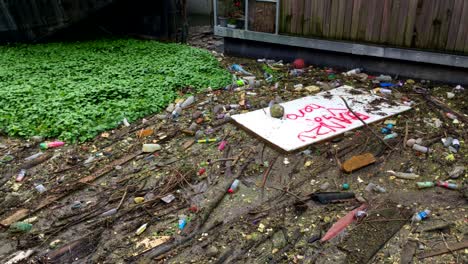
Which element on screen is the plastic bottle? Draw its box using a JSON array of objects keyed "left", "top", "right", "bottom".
[
  {"left": 142, "top": 144, "right": 161, "bottom": 153},
  {"left": 381, "top": 127, "right": 392, "bottom": 134},
  {"left": 9, "top": 222, "right": 33, "bottom": 233},
  {"left": 181, "top": 96, "right": 195, "bottom": 109},
  {"left": 197, "top": 138, "right": 219, "bottom": 143},
  {"left": 16, "top": 169, "right": 26, "bottom": 182},
  {"left": 412, "top": 144, "right": 429, "bottom": 153},
  {"left": 39, "top": 141, "right": 64, "bottom": 150},
  {"left": 228, "top": 179, "right": 240, "bottom": 194},
  {"left": 436, "top": 181, "right": 459, "bottom": 190},
  {"left": 135, "top": 223, "right": 148, "bottom": 235},
  {"left": 344, "top": 68, "right": 362, "bottom": 76},
  {"left": 376, "top": 75, "right": 392, "bottom": 82},
  {"left": 412, "top": 209, "right": 430, "bottom": 222},
  {"left": 101, "top": 208, "right": 117, "bottom": 217},
  {"left": 417, "top": 182, "right": 435, "bottom": 189},
  {"left": 178, "top": 215, "right": 187, "bottom": 230},
  {"left": 387, "top": 170, "right": 419, "bottom": 180},
  {"left": 24, "top": 152, "right": 43, "bottom": 161},
  {"left": 384, "top": 133, "right": 398, "bottom": 140},
  {"left": 442, "top": 137, "right": 454, "bottom": 147},
  {"left": 171, "top": 105, "right": 182, "bottom": 118}
]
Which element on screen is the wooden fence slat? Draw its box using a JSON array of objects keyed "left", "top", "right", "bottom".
[
  {"left": 365, "top": 0, "right": 377, "bottom": 42},
  {"left": 356, "top": 0, "right": 368, "bottom": 41},
  {"left": 350, "top": 0, "right": 361, "bottom": 39},
  {"left": 454, "top": 1, "right": 468, "bottom": 52},
  {"left": 435, "top": 0, "right": 454, "bottom": 50},
  {"left": 342, "top": 0, "right": 354, "bottom": 39},
  {"left": 387, "top": 0, "right": 400, "bottom": 45},
  {"left": 403, "top": 0, "right": 419, "bottom": 47},
  {"left": 395, "top": 0, "right": 409, "bottom": 46},
  {"left": 303, "top": 0, "right": 312, "bottom": 35},
  {"left": 335, "top": 0, "right": 346, "bottom": 40},
  {"left": 427, "top": 0, "right": 442, "bottom": 49},
  {"left": 322, "top": 0, "right": 331, "bottom": 38},
  {"left": 379, "top": 0, "right": 391, "bottom": 43},
  {"left": 329, "top": 0, "right": 339, "bottom": 39},
  {"left": 445, "top": 0, "right": 464, "bottom": 51},
  {"left": 309, "top": 0, "right": 318, "bottom": 36},
  {"left": 315, "top": 0, "right": 324, "bottom": 35},
  {"left": 370, "top": 0, "right": 384, "bottom": 43}
]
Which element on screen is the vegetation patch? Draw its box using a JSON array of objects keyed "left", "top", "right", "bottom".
[{"left": 0, "top": 39, "right": 230, "bottom": 142}]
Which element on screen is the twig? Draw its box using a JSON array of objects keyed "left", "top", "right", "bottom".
[
  {"left": 117, "top": 187, "right": 128, "bottom": 210},
  {"left": 403, "top": 120, "right": 409, "bottom": 148},
  {"left": 261, "top": 155, "right": 279, "bottom": 189},
  {"left": 340, "top": 97, "right": 394, "bottom": 150},
  {"left": 267, "top": 186, "right": 302, "bottom": 200}
]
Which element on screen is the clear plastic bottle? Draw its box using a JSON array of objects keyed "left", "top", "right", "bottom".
[{"left": 228, "top": 179, "right": 240, "bottom": 194}]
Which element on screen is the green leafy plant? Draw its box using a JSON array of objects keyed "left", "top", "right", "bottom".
[{"left": 0, "top": 39, "right": 231, "bottom": 142}]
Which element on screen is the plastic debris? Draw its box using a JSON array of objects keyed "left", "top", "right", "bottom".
[
  {"left": 342, "top": 153, "right": 376, "bottom": 173},
  {"left": 293, "top": 58, "right": 305, "bottom": 69},
  {"left": 161, "top": 194, "right": 176, "bottom": 204},
  {"left": 310, "top": 192, "right": 355, "bottom": 204},
  {"left": 412, "top": 144, "right": 429, "bottom": 153},
  {"left": 228, "top": 179, "right": 240, "bottom": 194},
  {"left": 24, "top": 152, "right": 43, "bottom": 161},
  {"left": 142, "top": 144, "right": 161, "bottom": 153},
  {"left": 198, "top": 167, "right": 206, "bottom": 176},
  {"left": 387, "top": 170, "right": 419, "bottom": 180},
  {"left": 197, "top": 138, "right": 219, "bottom": 143},
  {"left": 9, "top": 222, "right": 32, "bottom": 233},
  {"left": 342, "top": 183, "right": 350, "bottom": 190},
  {"left": 218, "top": 140, "right": 227, "bottom": 151},
  {"left": 123, "top": 118, "right": 130, "bottom": 127},
  {"left": 321, "top": 204, "right": 368, "bottom": 242},
  {"left": 376, "top": 74, "right": 392, "bottom": 82},
  {"left": 417, "top": 182, "right": 435, "bottom": 189},
  {"left": 343, "top": 68, "right": 362, "bottom": 76},
  {"left": 5, "top": 250, "right": 35, "bottom": 264},
  {"left": 436, "top": 181, "right": 459, "bottom": 190},
  {"left": 365, "top": 183, "right": 386, "bottom": 193},
  {"left": 181, "top": 96, "right": 195, "bottom": 109},
  {"left": 412, "top": 209, "right": 430, "bottom": 222},
  {"left": 355, "top": 210, "right": 368, "bottom": 220},
  {"left": 35, "top": 184, "right": 47, "bottom": 193},
  {"left": 16, "top": 169, "right": 26, "bottom": 182},
  {"left": 270, "top": 103, "right": 284, "bottom": 118},
  {"left": 230, "top": 64, "right": 252, "bottom": 75},
  {"left": 134, "top": 197, "right": 145, "bottom": 204},
  {"left": 135, "top": 223, "right": 148, "bottom": 235},
  {"left": 178, "top": 215, "right": 187, "bottom": 230},
  {"left": 384, "top": 132, "right": 398, "bottom": 140},
  {"left": 39, "top": 141, "right": 64, "bottom": 150},
  {"left": 101, "top": 208, "right": 117, "bottom": 217},
  {"left": 449, "top": 166, "right": 465, "bottom": 179}
]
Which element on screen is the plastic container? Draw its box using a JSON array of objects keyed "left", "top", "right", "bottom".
[
  {"left": 436, "top": 181, "right": 459, "bottom": 190},
  {"left": 452, "top": 139, "right": 460, "bottom": 151},
  {"left": 39, "top": 141, "right": 64, "bottom": 150},
  {"left": 381, "top": 127, "right": 392, "bottom": 134},
  {"left": 171, "top": 105, "right": 182, "bottom": 118},
  {"left": 16, "top": 169, "right": 27, "bottom": 182},
  {"left": 101, "top": 208, "right": 117, "bottom": 217},
  {"left": 344, "top": 68, "right": 362, "bottom": 76},
  {"left": 228, "top": 179, "right": 240, "bottom": 194},
  {"left": 417, "top": 182, "right": 435, "bottom": 189},
  {"left": 412, "top": 209, "right": 430, "bottom": 222},
  {"left": 142, "top": 144, "right": 161, "bottom": 153},
  {"left": 181, "top": 96, "right": 195, "bottom": 109},
  {"left": 25, "top": 152, "right": 43, "bottom": 161},
  {"left": 387, "top": 170, "right": 419, "bottom": 180},
  {"left": 412, "top": 144, "right": 429, "bottom": 153}
]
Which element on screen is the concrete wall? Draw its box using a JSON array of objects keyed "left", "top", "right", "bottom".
[{"left": 188, "top": 0, "right": 212, "bottom": 15}]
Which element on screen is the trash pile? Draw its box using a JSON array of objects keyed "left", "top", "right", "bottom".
[{"left": 0, "top": 37, "right": 467, "bottom": 263}]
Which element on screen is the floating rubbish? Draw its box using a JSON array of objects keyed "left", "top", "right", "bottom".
[
  {"left": 230, "top": 64, "right": 252, "bottom": 75},
  {"left": 342, "top": 183, "right": 350, "bottom": 190},
  {"left": 412, "top": 209, "right": 430, "bottom": 222},
  {"left": 101, "top": 208, "right": 117, "bottom": 217},
  {"left": 321, "top": 204, "right": 368, "bottom": 242},
  {"left": 123, "top": 118, "right": 130, "bottom": 127},
  {"left": 181, "top": 96, "right": 195, "bottom": 109},
  {"left": 436, "top": 181, "right": 459, "bottom": 190},
  {"left": 452, "top": 139, "right": 460, "bottom": 152},
  {"left": 24, "top": 152, "right": 43, "bottom": 161},
  {"left": 412, "top": 144, "right": 429, "bottom": 153},
  {"left": 134, "top": 197, "right": 145, "bottom": 204},
  {"left": 449, "top": 166, "right": 465, "bottom": 179},
  {"left": 342, "top": 153, "right": 376, "bottom": 173},
  {"left": 161, "top": 194, "right": 176, "bottom": 204},
  {"left": 142, "top": 144, "right": 161, "bottom": 153},
  {"left": 39, "top": 141, "right": 64, "bottom": 150},
  {"left": 384, "top": 132, "right": 398, "bottom": 140},
  {"left": 35, "top": 184, "right": 47, "bottom": 193},
  {"left": 446, "top": 113, "right": 457, "bottom": 120},
  {"left": 228, "top": 179, "right": 240, "bottom": 194},
  {"left": 343, "top": 68, "right": 362, "bottom": 76},
  {"left": 16, "top": 169, "right": 26, "bottom": 182},
  {"left": 197, "top": 138, "right": 219, "bottom": 143},
  {"left": 310, "top": 192, "right": 355, "bottom": 204},
  {"left": 218, "top": 140, "right": 227, "bottom": 151},
  {"left": 446, "top": 92, "right": 455, "bottom": 99},
  {"left": 135, "top": 223, "right": 148, "bottom": 235},
  {"left": 71, "top": 201, "right": 83, "bottom": 209},
  {"left": 293, "top": 58, "right": 305, "bottom": 69},
  {"left": 355, "top": 210, "right": 368, "bottom": 220},
  {"left": 198, "top": 167, "right": 206, "bottom": 176},
  {"left": 365, "top": 183, "right": 386, "bottom": 193},
  {"left": 417, "top": 182, "right": 435, "bottom": 189},
  {"left": 9, "top": 222, "right": 32, "bottom": 233},
  {"left": 376, "top": 74, "right": 392, "bottom": 82},
  {"left": 387, "top": 170, "right": 419, "bottom": 180},
  {"left": 172, "top": 105, "right": 182, "bottom": 118},
  {"left": 178, "top": 215, "right": 187, "bottom": 230}
]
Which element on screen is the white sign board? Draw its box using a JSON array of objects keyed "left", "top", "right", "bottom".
[{"left": 231, "top": 86, "right": 411, "bottom": 152}]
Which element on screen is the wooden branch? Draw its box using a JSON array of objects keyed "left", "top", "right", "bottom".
[{"left": 340, "top": 97, "right": 394, "bottom": 150}]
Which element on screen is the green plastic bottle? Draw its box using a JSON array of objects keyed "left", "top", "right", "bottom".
[{"left": 9, "top": 222, "right": 32, "bottom": 233}]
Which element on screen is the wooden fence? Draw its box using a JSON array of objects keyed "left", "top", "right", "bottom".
[{"left": 280, "top": 0, "right": 468, "bottom": 54}]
